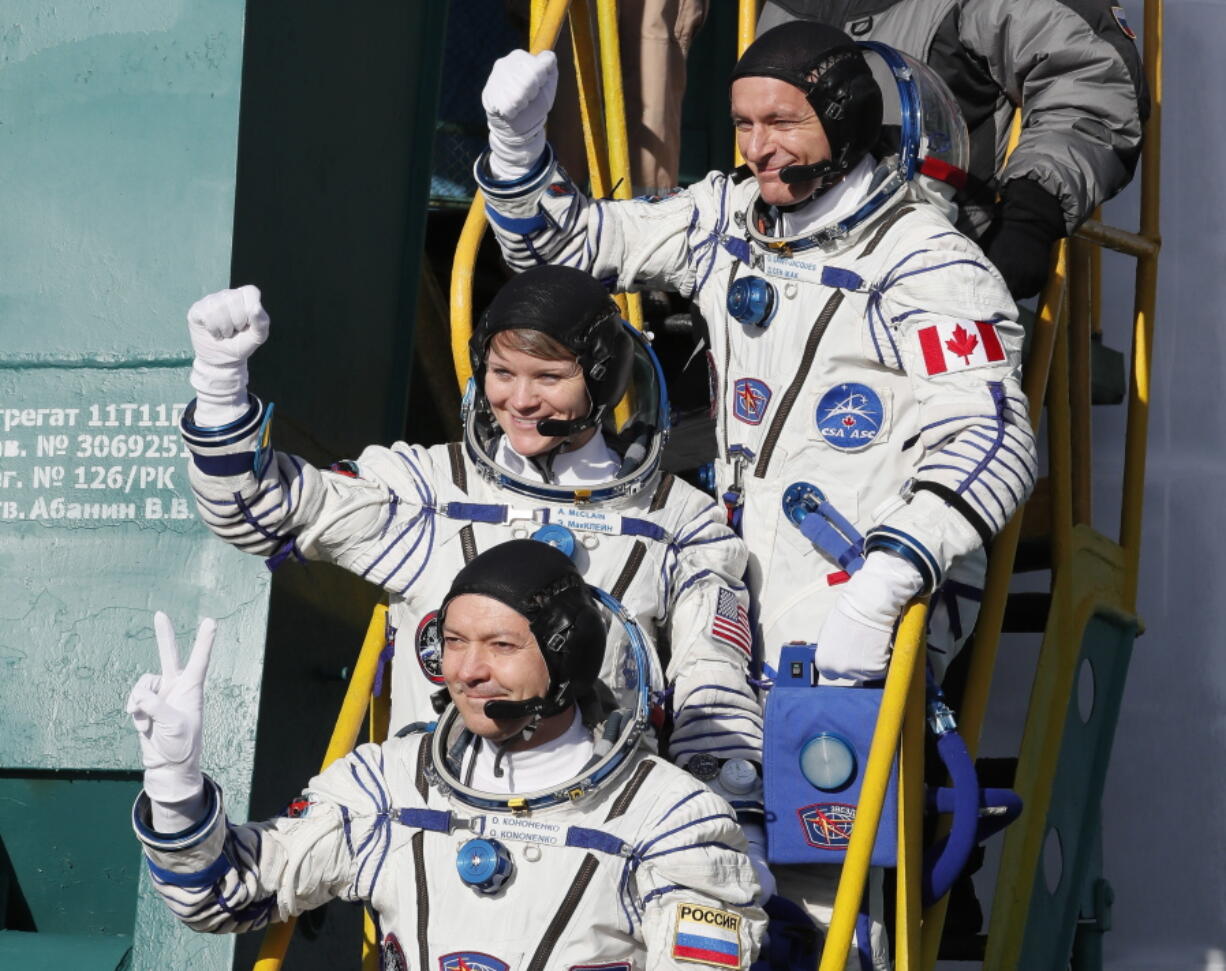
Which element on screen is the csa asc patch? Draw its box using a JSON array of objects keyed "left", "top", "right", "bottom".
[
  {"left": 799, "top": 802, "right": 857, "bottom": 851},
  {"left": 672, "top": 903, "right": 743, "bottom": 968},
  {"left": 381, "top": 934, "right": 409, "bottom": 971},
  {"left": 815, "top": 383, "right": 884, "bottom": 450},
  {"left": 732, "top": 377, "right": 772, "bottom": 426},
  {"left": 416, "top": 611, "right": 445, "bottom": 685},
  {"left": 439, "top": 952, "right": 510, "bottom": 971}
]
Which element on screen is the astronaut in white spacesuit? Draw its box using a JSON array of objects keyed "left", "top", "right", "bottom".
[
  {"left": 179, "top": 265, "right": 766, "bottom": 849},
  {"left": 475, "top": 23, "right": 1038, "bottom": 968},
  {"left": 476, "top": 23, "right": 1037, "bottom": 690},
  {"left": 127, "top": 540, "right": 767, "bottom": 970}
]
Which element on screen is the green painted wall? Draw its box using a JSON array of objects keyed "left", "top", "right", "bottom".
[
  {"left": 0, "top": 3, "right": 260, "bottom": 969},
  {"left": 1, "top": 0, "right": 449, "bottom": 966}
]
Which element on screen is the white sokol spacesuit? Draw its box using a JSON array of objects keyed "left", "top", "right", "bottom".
[
  {"left": 129, "top": 542, "right": 766, "bottom": 969},
  {"left": 476, "top": 35, "right": 1037, "bottom": 686},
  {"left": 477, "top": 25, "right": 1038, "bottom": 970},
  {"left": 179, "top": 267, "right": 763, "bottom": 795}
]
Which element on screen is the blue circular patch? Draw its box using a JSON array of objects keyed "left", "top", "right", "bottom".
[{"left": 815, "top": 383, "right": 884, "bottom": 450}]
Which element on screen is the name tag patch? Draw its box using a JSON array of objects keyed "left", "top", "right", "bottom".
[
  {"left": 673, "top": 903, "right": 743, "bottom": 968},
  {"left": 815, "top": 383, "right": 885, "bottom": 450},
  {"left": 550, "top": 506, "right": 622, "bottom": 536},
  {"left": 471, "top": 815, "right": 566, "bottom": 847}
]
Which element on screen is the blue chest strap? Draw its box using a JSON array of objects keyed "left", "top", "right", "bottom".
[
  {"left": 395, "top": 808, "right": 628, "bottom": 857},
  {"left": 438, "top": 501, "right": 667, "bottom": 543}
]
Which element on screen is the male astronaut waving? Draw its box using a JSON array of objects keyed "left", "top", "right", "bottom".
[
  {"left": 476, "top": 23, "right": 1037, "bottom": 690},
  {"left": 128, "top": 540, "right": 766, "bottom": 969}
]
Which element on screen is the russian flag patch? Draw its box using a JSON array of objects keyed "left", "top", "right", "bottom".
[
  {"left": 917, "top": 319, "right": 1006, "bottom": 375},
  {"left": 673, "top": 903, "right": 742, "bottom": 968}
]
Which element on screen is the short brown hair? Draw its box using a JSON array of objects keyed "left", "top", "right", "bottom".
[{"left": 489, "top": 328, "right": 576, "bottom": 364}]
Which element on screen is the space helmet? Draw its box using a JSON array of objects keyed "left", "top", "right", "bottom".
[
  {"left": 738, "top": 35, "right": 970, "bottom": 248},
  {"left": 731, "top": 21, "right": 884, "bottom": 193},
  {"left": 464, "top": 265, "right": 670, "bottom": 504},
  {"left": 430, "top": 539, "right": 654, "bottom": 812}
]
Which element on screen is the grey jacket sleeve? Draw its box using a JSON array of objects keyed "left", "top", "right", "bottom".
[{"left": 962, "top": 0, "right": 1147, "bottom": 231}]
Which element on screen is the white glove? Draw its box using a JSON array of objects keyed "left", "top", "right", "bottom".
[
  {"left": 482, "top": 49, "right": 558, "bottom": 180},
  {"left": 742, "top": 823, "right": 777, "bottom": 904},
  {"left": 187, "top": 285, "right": 270, "bottom": 427},
  {"left": 126, "top": 612, "right": 216, "bottom": 833},
  {"left": 815, "top": 552, "right": 925, "bottom": 685}
]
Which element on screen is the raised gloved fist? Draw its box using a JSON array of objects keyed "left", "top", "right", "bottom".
[
  {"left": 187, "top": 285, "right": 269, "bottom": 425},
  {"left": 187, "top": 284, "right": 270, "bottom": 369},
  {"left": 126, "top": 612, "right": 216, "bottom": 832},
  {"left": 815, "top": 552, "right": 924, "bottom": 684},
  {"left": 482, "top": 49, "right": 558, "bottom": 179}
]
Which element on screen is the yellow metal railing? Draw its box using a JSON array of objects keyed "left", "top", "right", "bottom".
[
  {"left": 450, "top": 0, "right": 571, "bottom": 390},
  {"left": 450, "top": 0, "right": 645, "bottom": 396},
  {"left": 253, "top": 605, "right": 391, "bottom": 971},
  {"left": 922, "top": 2, "right": 1162, "bottom": 966},
  {"left": 734, "top": 0, "right": 759, "bottom": 167},
  {"left": 818, "top": 600, "right": 929, "bottom": 970}
]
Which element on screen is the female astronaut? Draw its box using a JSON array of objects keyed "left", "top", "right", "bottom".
[{"left": 178, "top": 264, "right": 769, "bottom": 886}]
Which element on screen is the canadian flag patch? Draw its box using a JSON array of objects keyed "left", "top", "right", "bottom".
[{"left": 917, "top": 320, "right": 1006, "bottom": 375}]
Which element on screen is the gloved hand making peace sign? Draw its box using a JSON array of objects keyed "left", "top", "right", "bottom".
[{"left": 126, "top": 612, "right": 216, "bottom": 833}]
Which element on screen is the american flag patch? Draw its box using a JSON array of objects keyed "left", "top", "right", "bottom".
[{"left": 711, "top": 588, "right": 752, "bottom": 656}]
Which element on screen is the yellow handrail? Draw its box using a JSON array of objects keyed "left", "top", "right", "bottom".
[
  {"left": 918, "top": 242, "right": 1067, "bottom": 970},
  {"left": 734, "top": 0, "right": 760, "bottom": 166},
  {"left": 594, "top": 0, "right": 644, "bottom": 337},
  {"left": 895, "top": 651, "right": 926, "bottom": 970},
  {"left": 819, "top": 599, "right": 929, "bottom": 971},
  {"left": 253, "top": 604, "right": 390, "bottom": 971},
  {"left": 1120, "top": 0, "right": 1163, "bottom": 609},
  {"left": 450, "top": 0, "right": 573, "bottom": 391},
  {"left": 570, "top": 0, "right": 613, "bottom": 200}
]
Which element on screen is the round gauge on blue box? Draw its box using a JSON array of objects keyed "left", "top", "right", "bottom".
[{"left": 799, "top": 732, "right": 857, "bottom": 792}]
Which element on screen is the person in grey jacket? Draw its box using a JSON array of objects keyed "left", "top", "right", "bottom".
[{"left": 758, "top": 0, "right": 1149, "bottom": 299}]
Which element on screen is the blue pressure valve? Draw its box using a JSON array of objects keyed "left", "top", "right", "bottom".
[
  {"left": 531, "top": 523, "right": 577, "bottom": 560},
  {"left": 456, "top": 837, "right": 514, "bottom": 894},
  {"left": 727, "top": 276, "right": 778, "bottom": 329}
]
